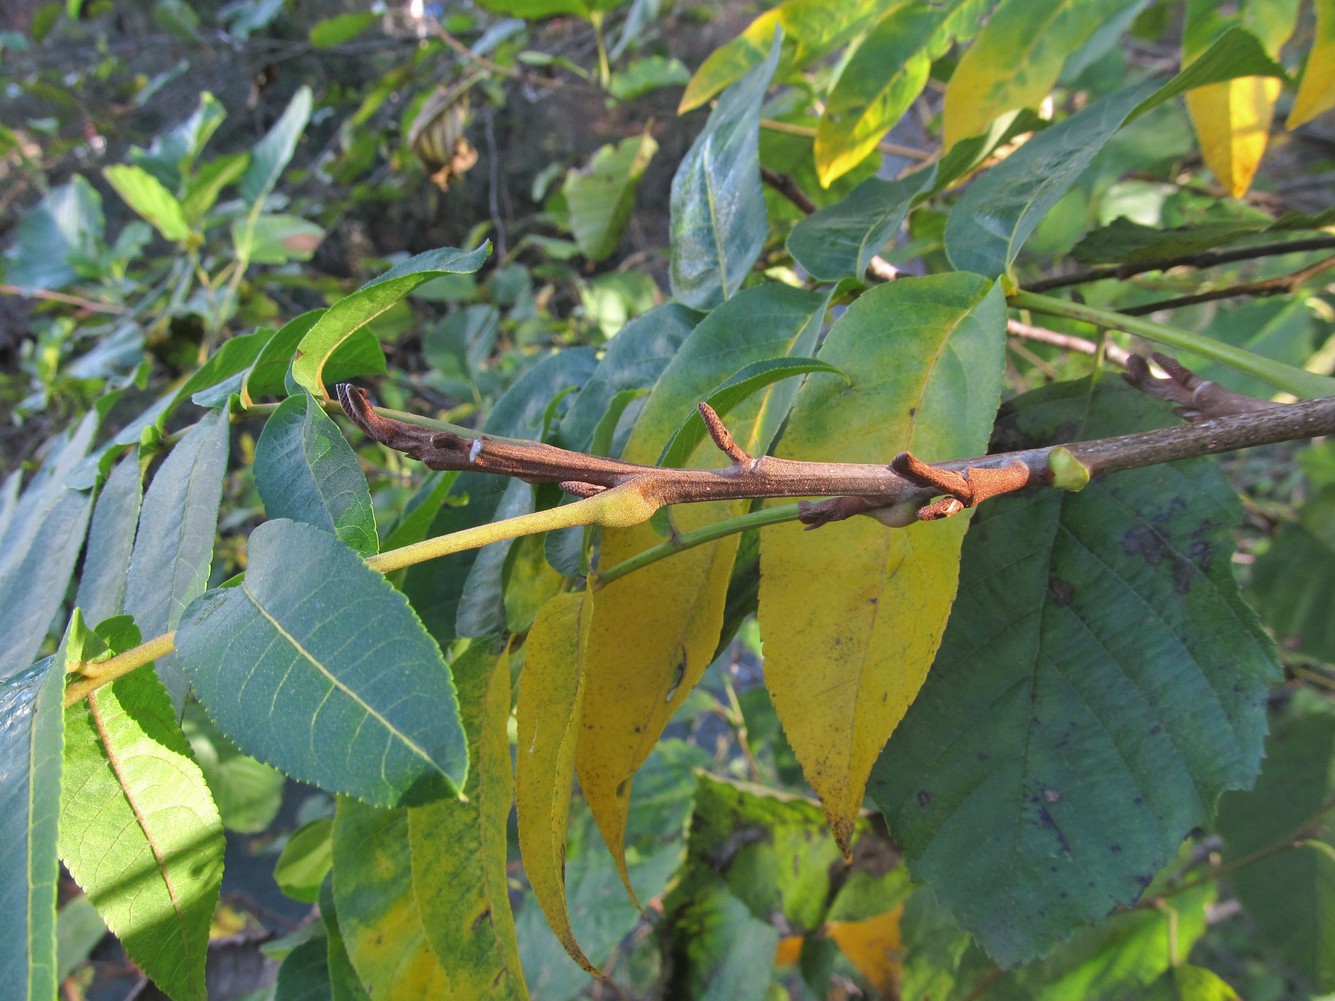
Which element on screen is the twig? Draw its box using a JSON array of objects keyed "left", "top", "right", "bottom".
[
  {"left": 1006, "top": 319, "right": 1132, "bottom": 366},
  {"left": 759, "top": 168, "right": 901, "bottom": 281},
  {"left": 1120, "top": 254, "right": 1335, "bottom": 315},
  {"left": 0, "top": 284, "right": 130, "bottom": 315},
  {"left": 758, "top": 118, "right": 931, "bottom": 161},
  {"left": 1026, "top": 235, "right": 1335, "bottom": 292}
]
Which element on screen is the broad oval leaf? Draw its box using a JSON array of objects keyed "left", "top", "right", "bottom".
[
  {"left": 870, "top": 378, "right": 1280, "bottom": 965},
  {"left": 255, "top": 393, "right": 378, "bottom": 558},
  {"left": 123, "top": 406, "right": 230, "bottom": 710},
  {"left": 814, "top": 5, "right": 942, "bottom": 188},
  {"left": 516, "top": 591, "right": 598, "bottom": 971},
  {"left": 60, "top": 665, "right": 225, "bottom": 1001},
  {"left": 563, "top": 129, "right": 657, "bottom": 263},
  {"left": 942, "top": 0, "right": 1134, "bottom": 148},
  {"left": 103, "top": 164, "right": 190, "bottom": 242},
  {"left": 275, "top": 817, "right": 334, "bottom": 904},
  {"left": 657, "top": 357, "right": 848, "bottom": 470},
  {"left": 759, "top": 273, "right": 1007, "bottom": 852},
  {"left": 0, "top": 409, "right": 97, "bottom": 681},
  {"left": 577, "top": 283, "right": 832, "bottom": 885},
  {"left": 290, "top": 243, "right": 490, "bottom": 399},
  {"left": 176, "top": 519, "right": 467, "bottom": 807},
  {"left": 0, "top": 652, "right": 66, "bottom": 998},
  {"left": 408, "top": 643, "right": 529, "bottom": 999},
  {"left": 945, "top": 81, "right": 1156, "bottom": 277},
  {"left": 2, "top": 176, "right": 105, "bottom": 292},
  {"left": 787, "top": 165, "right": 936, "bottom": 282},
  {"left": 669, "top": 34, "right": 780, "bottom": 311}
]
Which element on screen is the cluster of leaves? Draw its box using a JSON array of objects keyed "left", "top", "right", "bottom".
[{"left": 3, "top": 0, "right": 1335, "bottom": 999}]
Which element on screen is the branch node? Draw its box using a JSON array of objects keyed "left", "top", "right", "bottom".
[
  {"left": 561, "top": 481, "right": 604, "bottom": 498},
  {"left": 1122, "top": 353, "right": 1281, "bottom": 421},
  {"left": 891, "top": 451, "right": 1030, "bottom": 519},
  {"left": 698, "top": 402, "right": 753, "bottom": 466}
]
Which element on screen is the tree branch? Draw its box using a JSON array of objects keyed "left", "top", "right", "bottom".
[{"left": 1118, "top": 254, "right": 1335, "bottom": 315}]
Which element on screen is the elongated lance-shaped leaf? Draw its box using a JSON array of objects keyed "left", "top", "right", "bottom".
[
  {"left": 669, "top": 33, "right": 780, "bottom": 311},
  {"left": 76, "top": 453, "right": 143, "bottom": 627},
  {"left": 563, "top": 129, "right": 657, "bottom": 262},
  {"left": 240, "top": 85, "right": 312, "bottom": 206},
  {"left": 104, "top": 164, "right": 190, "bottom": 242},
  {"left": 942, "top": 0, "right": 1135, "bottom": 148},
  {"left": 409, "top": 643, "right": 530, "bottom": 999},
  {"left": 870, "top": 378, "right": 1280, "bottom": 965},
  {"left": 1289, "top": 0, "right": 1335, "bottom": 128},
  {"left": 0, "top": 635, "right": 69, "bottom": 998},
  {"left": 255, "top": 393, "right": 378, "bottom": 558},
  {"left": 177, "top": 519, "right": 467, "bottom": 807},
  {"left": 787, "top": 163, "right": 935, "bottom": 281},
  {"left": 577, "top": 283, "right": 833, "bottom": 890},
  {"left": 333, "top": 800, "right": 454, "bottom": 999},
  {"left": 814, "top": 3, "right": 944, "bottom": 187},
  {"left": 516, "top": 591, "right": 598, "bottom": 970},
  {"left": 0, "top": 410, "right": 96, "bottom": 681},
  {"left": 123, "top": 406, "right": 230, "bottom": 711},
  {"left": 1183, "top": 63, "right": 1281, "bottom": 197},
  {"left": 945, "top": 81, "right": 1156, "bottom": 278},
  {"left": 291, "top": 244, "right": 490, "bottom": 399},
  {"left": 60, "top": 655, "right": 225, "bottom": 1001},
  {"left": 759, "top": 273, "right": 1007, "bottom": 853},
  {"left": 319, "top": 876, "right": 370, "bottom": 1001}
]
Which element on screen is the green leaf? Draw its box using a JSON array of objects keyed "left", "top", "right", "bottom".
[
  {"left": 56, "top": 894, "right": 107, "bottom": 982},
  {"left": 1217, "top": 700, "right": 1335, "bottom": 991},
  {"left": 1251, "top": 500, "right": 1335, "bottom": 663},
  {"left": 104, "top": 164, "right": 191, "bottom": 242},
  {"left": 945, "top": 81, "right": 1156, "bottom": 277},
  {"left": 814, "top": 4, "right": 942, "bottom": 187},
  {"left": 275, "top": 817, "right": 334, "bottom": 904},
  {"left": 1144, "top": 965, "right": 1244, "bottom": 1001},
  {"left": 309, "top": 11, "right": 377, "bottom": 47},
  {"left": 658, "top": 357, "right": 847, "bottom": 470},
  {"left": 408, "top": 644, "right": 529, "bottom": 998},
  {"left": 0, "top": 651, "right": 67, "bottom": 998},
  {"left": 2, "top": 176, "right": 105, "bottom": 292},
  {"left": 0, "top": 410, "right": 96, "bottom": 681},
  {"left": 255, "top": 393, "right": 378, "bottom": 558},
  {"left": 132, "top": 91, "right": 228, "bottom": 194},
  {"left": 402, "top": 348, "right": 597, "bottom": 645},
  {"left": 669, "top": 33, "right": 780, "bottom": 310},
  {"left": 1129, "top": 26, "right": 1288, "bottom": 118},
  {"left": 275, "top": 938, "right": 333, "bottom": 1001},
  {"left": 608, "top": 55, "right": 690, "bottom": 99},
  {"left": 319, "top": 877, "right": 370, "bottom": 1001},
  {"left": 788, "top": 166, "right": 936, "bottom": 283},
  {"left": 241, "top": 213, "right": 326, "bottom": 264},
  {"left": 122, "top": 406, "right": 230, "bottom": 710},
  {"left": 455, "top": 479, "right": 534, "bottom": 639},
  {"left": 871, "top": 378, "right": 1280, "bottom": 965},
  {"left": 563, "top": 129, "right": 657, "bottom": 262},
  {"left": 176, "top": 519, "right": 467, "bottom": 807},
  {"left": 664, "top": 886, "right": 779, "bottom": 1001},
  {"left": 181, "top": 704, "right": 285, "bottom": 834},
  {"left": 181, "top": 151, "right": 249, "bottom": 224},
  {"left": 245, "top": 309, "right": 323, "bottom": 400},
  {"left": 240, "top": 85, "right": 313, "bottom": 206},
  {"left": 75, "top": 453, "right": 143, "bottom": 627},
  {"left": 759, "top": 274, "right": 1006, "bottom": 851},
  {"left": 291, "top": 243, "right": 490, "bottom": 398},
  {"left": 60, "top": 665, "right": 225, "bottom": 1001}
]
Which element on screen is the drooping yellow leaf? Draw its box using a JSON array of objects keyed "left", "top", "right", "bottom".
[
  {"left": 1288, "top": 0, "right": 1335, "bottom": 128},
  {"left": 515, "top": 590, "right": 599, "bottom": 973},
  {"left": 758, "top": 274, "right": 1006, "bottom": 853},
  {"left": 678, "top": 0, "right": 882, "bottom": 113},
  {"left": 942, "top": 0, "right": 1127, "bottom": 149},
  {"left": 773, "top": 935, "right": 804, "bottom": 967},
  {"left": 577, "top": 285, "right": 832, "bottom": 889},
  {"left": 815, "top": 5, "right": 941, "bottom": 188},
  {"left": 825, "top": 904, "right": 904, "bottom": 994},
  {"left": 1185, "top": 76, "right": 1281, "bottom": 197}
]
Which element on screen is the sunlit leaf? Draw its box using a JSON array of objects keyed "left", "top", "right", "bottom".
[
  {"left": 176, "top": 519, "right": 467, "bottom": 807},
  {"left": 563, "top": 129, "right": 657, "bottom": 262},
  {"left": 104, "top": 164, "right": 190, "bottom": 242},
  {"left": 122, "top": 406, "right": 230, "bottom": 710},
  {"left": 760, "top": 274, "right": 1006, "bottom": 851},
  {"left": 578, "top": 283, "right": 831, "bottom": 886},
  {"left": 669, "top": 34, "right": 779, "bottom": 310},
  {"left": 516, "top": 591, "right": 598, "bottom": 971},
  {"left": 240, "top": 85, "right": 313, "bottom": 206},
  {"left": 291, "top": 244, "right": 490, "bottom": 399},
  {"left": 871, "top": 379, "right": 1280, "bottom": 964},
  {"left": 61, "top": 660, "right": 224, "bottom": 1001},
  {"left": 1288, "top": 0, "right": 1335, "bottom": 127},
  {"left": 275, "top": 817, "right": 334, "bottom": 904}
]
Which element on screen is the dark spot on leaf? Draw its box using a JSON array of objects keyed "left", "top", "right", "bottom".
[
  {"left": 917, "top": 789, "right": 932, "bottom": 807},
  {"left": 616, "top": 779, "right": 628, "bottom": 799},
  {"left": 472, "top": 907, "right": 492, "bottom": 931},
  {"left": 1135, "top": 874, "right": 1152, "bottom": 889},
  {"left": 1110, "top": 844, "right": 1122, "bottom": 854},
  {"left": 1038, "top": 807, "right": 1071, "bottom": 855},
  {"left": 908, "top": 407, "right": 917, "bottom": 417},
  {"left": 1048, "top": 576, "right": 1076, "bottom": 607},
  {"left": 1122, "top": 523, "right": 1168, "bottom": 565},
  {"left": 1149, "top": 724, "right": 1162, "bottom": 735},
  {"left": 976, "top": 750, "right": 990, "bottom": 761}
]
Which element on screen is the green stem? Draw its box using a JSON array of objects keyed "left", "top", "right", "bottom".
[
  {"left": 590, "top": 11, "right": 611, "bottom": 87},
  {"left": 1010, "top": 290, "right": 1335, "bottom": 399},
  {"left": 594, "top": 503, "right": 803, "bottom": 587},
  {"left": 64, "top": 631, "right": 177, "bottom": 708}
]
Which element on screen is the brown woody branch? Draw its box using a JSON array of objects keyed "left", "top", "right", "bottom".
[
  {"left": 337, "top": 362, "right": 1335, "bottom": 529},
  {"left": 1118, "top": 254, "right": 1335, "bottom": 315}
]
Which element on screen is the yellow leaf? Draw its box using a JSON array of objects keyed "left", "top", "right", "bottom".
[
  {"left": 825, "top": 905, "right": 904, "bottom": 994},
  {"left": 515, "top": 590, "right": 600, "bottom": 973},
  {"left": 1185, "top": 76, "right": 1281, "bottom": 198},
  {"left": 1288, "top": 0, "right": 1335, "bottom": 128},
  {"left": 758, "top": 275, "right": 1006, "bottom": 853},
  {"left": 942, "top": 0, "right": 1126, "bottom": 150},
  {"left": 773, "top": 935, "right": 804, "bottom": 967},
  {"left": 577, "top": 286, "right": 832, "bottom": 889}
]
